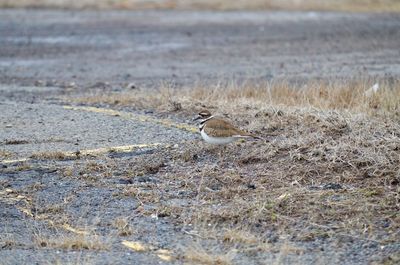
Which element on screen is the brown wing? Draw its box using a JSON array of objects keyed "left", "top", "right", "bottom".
[{"left": 203, "top": 118, "right": 253, "bottom": 137}]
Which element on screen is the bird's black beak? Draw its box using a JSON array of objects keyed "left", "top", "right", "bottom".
[{"left": 193, "top": 116, "right": 201, "bottom": 121}]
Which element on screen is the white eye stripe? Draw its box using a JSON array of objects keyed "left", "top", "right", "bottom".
[{"left": 200, "top": 116, "right": 213, "bottom": 124}]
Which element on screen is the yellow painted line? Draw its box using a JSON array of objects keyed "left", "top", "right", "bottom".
[
  {"left": 122, "top": 241, "right": 174, "bottom": 262},
  {"left": 0, "top": 143, "right": 164, "bottom": 164},
  {"left": 60, "top": 223, "right": 90, "bottom": 235},
  {"left": 122, "top": 240, "right": 148, "bottom": 252},
  {"left": 47, "top": 220, "right": 90, "bottom": 235},
  {"left": 156, "top": 249, "right": 174, "bottom": 262},
  {"left": 63, "top": 105, "right": 198, "bottom": 133}
]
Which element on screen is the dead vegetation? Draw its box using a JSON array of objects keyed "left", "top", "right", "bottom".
[
  {"left": 30, "top": 151, "right": 78, "bottom": 161},
  {"left": 113, "top": 217, "right": 134, "bottom": 236},
  {"left": 1, "top": 0, "right": 400, "bottom": 12},
  {"left": 163, "top": 104, "right": 400, "bottom": 244},
  {"left": 35, "top": 234, "right": 108, "bottom": 250},
  {"left": 6, "top": 162, "right": 32, "bottom": 172},
  {"left": 70, "top": 77, "right": 400, "bottom": 243},
  {"left": 80, "top": 97, "right": 397, "bottom": 250},
  {"left": 71, "top": 79, "right": 400, "bottom": 120},
  {"left": 184, "top": 245, "right": 235, "bottom": 265},
  {"left": 0, "top": 149, "right": 12, "bottom": 159}
]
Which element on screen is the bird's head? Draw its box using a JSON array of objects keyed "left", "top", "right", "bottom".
[{"left": 193, "top": 109, "right": 212, "bottom": 121}]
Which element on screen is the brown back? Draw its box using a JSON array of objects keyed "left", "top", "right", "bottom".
[{"left": 203, "top": 118, "right": 253, "bottom": 137}]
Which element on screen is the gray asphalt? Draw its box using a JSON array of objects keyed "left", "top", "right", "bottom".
[
  {"left": 0, "top": 10, "right": 399, "bottom": 88},
  {"left": 0, "top": 100, "right": 195, "bottom": 159}
]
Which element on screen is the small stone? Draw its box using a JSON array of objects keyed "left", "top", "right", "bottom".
[
  {"left": 35, "top": 80, "right": 44, "bottom": 86},
  {"left": 323, "top": 183, "right": 343, "bottom": 190},
  {"left": 247, "top": 183, "right": 256, "bottom": 189},
  {"left": 151, "top": 213, "right": 158, "bottom": 220},
  {"left": 137, "top": 176, "right": 151, "bottom": 183},
  {"left": 119, "top": 178, "right": 133, "bottom": 185},
  {"left": 68, "top": 82, "right": 76, "bottom": 88},
  {"left": 125, "top": 82, "right": 137, "bottom": 89}
]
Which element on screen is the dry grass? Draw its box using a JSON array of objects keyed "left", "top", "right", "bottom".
[
  {"left": 99, "top": 103, "right": 398, "bottom": 243},
  {"left": 0, "top": 149, "right": 12, "bottom": 159},
  {"left": 36, "top": 234, "right": 108, "bottom": 250},
  {"left": 113, "top": 217, "right": 134, "bottom": 236},
  {"left": 60, "top": 79, "right": 400, "bottom": 264},
  {"left": 75, "top": 78, "right": 398, "bottom": 252},
  {"left": 72, "top": 79, "right": 400, "bottom": 119},
  {"left": 184, "top": 245, "right": 235, "bottom": 265},
  {"left": 11, "top": 162, "right": 32, "bottom": 171},
  {"left": 167, "top": 102, "right": 399, "bottom": 243},
  {"left": 60, "top": 159, "right": 118, "bottom": 181},
  {"left": 222, "top": 228, "right": 259, "bottom": 244},
  {"left": 30, "top": 151, "right": 78, "bottom": 161},
  {"left": 1, "top": 0, "right": 400, "bottom": 12}
]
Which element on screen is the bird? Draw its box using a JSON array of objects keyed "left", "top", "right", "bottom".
[{"left": 193, "top": 109, "right": 260, "bottom": 145}]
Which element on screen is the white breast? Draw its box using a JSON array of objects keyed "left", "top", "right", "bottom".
[{"left": 201, "top": 130, "right": 236, "bottom": 145}]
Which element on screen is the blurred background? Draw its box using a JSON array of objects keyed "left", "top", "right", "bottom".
[{"left": 1, "top": 0, "right": 400, "bottom": 11}]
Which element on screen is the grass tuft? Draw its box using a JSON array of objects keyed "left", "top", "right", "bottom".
[
  {"left": 30, "top": 151, "right": 77, "bottom": 161},
  {"left": 35, "top": 234, "right": 108, "bottom": 250},
  {"left": 0, "top": 150, "right": 12, "bottom": 159},
  {"left": 113, "top": 217, "right": 134, "bottom": 236},
  {"left": 223, "top": 228, "right": 259, "bottom": 244},
  {"left": 184, "top": 245, "right": 235, "bottom": 265}
]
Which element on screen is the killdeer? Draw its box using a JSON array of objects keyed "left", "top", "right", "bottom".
[{"left": 194, "top": 110, "right": 260, "bottom": 144}]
